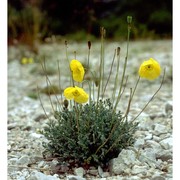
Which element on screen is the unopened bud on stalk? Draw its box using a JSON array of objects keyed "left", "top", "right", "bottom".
[
  {"left": 117, "top": 47, "right": 121, "bottom": 56},
  {"left": 100, "top": 27, "right": 106, "bottom": 38},
  {"left": 63, "top": 99, "right": 69, "bottom": 109},
  {"left": 127, "top": 16, "right": 132, "bottom": 24},
  {"left": 88, "top": 41, "right": 91, "bottom": 50}
]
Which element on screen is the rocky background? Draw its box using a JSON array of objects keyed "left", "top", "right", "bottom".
[{"left": 8, "top": 40, "right": 172, "bottom": 180}]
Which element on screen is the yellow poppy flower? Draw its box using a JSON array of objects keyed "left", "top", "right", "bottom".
[
  {"left": 21, "top": 57, "right": 28, "bottom": 64},
  {"left": 21, "top": 57, "right": 34, "bottom": 64},
  {"left": 64, "top": 86, "right": 89, "bottom": 103},
  {"left": 138, "top": 58, "right": 161, "bottom": 80},
  {"left": 28, "top": 58, "right": 34, "bottom": 64},
  {"left": 70, "top": 59, "right": 85, "bottom": 82}
]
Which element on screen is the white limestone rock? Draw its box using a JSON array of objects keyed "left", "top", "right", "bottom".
[
  {"left": 27, "top": 171, "right": 59, "bottom": 180},
  {"left": 74, "top": 167, "right": 85, "bottom": 177},
  {"left": 109, "top": 149, "right": 139, "bottom": 175}
]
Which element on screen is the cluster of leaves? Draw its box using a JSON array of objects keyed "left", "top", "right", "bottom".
[{"left": 42, "top": 99, "right": 138, "bottom": 166}]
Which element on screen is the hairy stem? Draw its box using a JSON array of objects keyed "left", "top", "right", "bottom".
[
  {"left": 114, "top": 21, "right": 131, "bottom": 111},
  {"left": 102, "top": 49, "right": 116, "bottom": 98},
  {"left": 132, "top": 68, "right": 166, "bottom": 122}
]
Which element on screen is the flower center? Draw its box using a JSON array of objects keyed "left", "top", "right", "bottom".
[
  {"left": 145, "top": 64, "right": 153, "bottom": 71},
  {"left": 75, "top": 68, "right": 81, "bottom": 74},
  {"left": 72, "top": 90, "right": 80, "bottom": 97}
]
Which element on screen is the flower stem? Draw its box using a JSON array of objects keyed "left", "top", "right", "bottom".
[
  {"left": 112, "top": 47, "right": 121, "bottom": 104},
  {"left": 36, "top": 85, "right": 50, "bottom": 121},
  {"left": 82, "top": 80, "right": 92, "bottom": 105},
  {"left": 114, "top": 18, "right": 131, "bottom": 111},
  {"left": 97, "top": 27, "right": 105, "bottom": 102},
  {"left": 57, "top": 60, "right": 63, "bottom": 106},
  {"left": 124, "top": 76, "right": 140, "bottom": 119},
  {"left": 40, "top": 59, "right": 61, "bottom": 112},
  {"left": 87, "top": 41, "right": 91, "bottom": 69},
  {"left": 131, "top": 68, "right": 166, "bottom": 122},
  {"left": 102, "top": 49, "right": 116, "bottom": 99}
]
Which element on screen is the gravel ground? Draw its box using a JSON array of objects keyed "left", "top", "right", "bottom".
[{"left": 8, "top": 40, "right": 172, "bottom": 180}]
